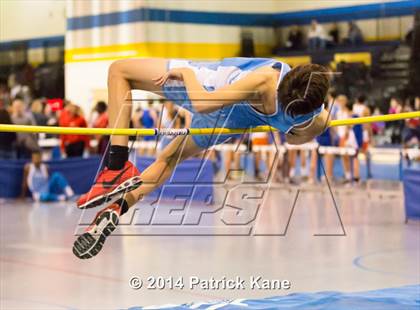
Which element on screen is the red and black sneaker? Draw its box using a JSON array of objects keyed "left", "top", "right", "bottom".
[
  {"left": 73, "top": 202, "right": 122, "bottom": 259},
  {"left": 77, "top": 161, "right": 142, "bottom": 209}
]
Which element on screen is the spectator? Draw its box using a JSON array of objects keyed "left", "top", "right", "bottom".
[
  {"left": 388, "top": 97, "right": 404, "bottom": 144},
  {"left": 347, "top": 21, "right": 364, "bottom": 45},
  {"left": 0, "top": 82, "right": 11, "bottom": 108},
  {"left": 353, "top": 94, "right": 373, "bottom": 178},
  {"left": 329, "top": 23, "right": 340, "bottom": 45},
  {"left": 308, "top": 20, "right": 327, "bottom": 51},
  {"left": 371, "top": 107, "right": 385, "bottom": 136},
  {"left": 287, "top": 149, "right": 309, "bottom": 184},
  {"left": 31, "top": 98, "right": 48, "bottom": 126},
  {"left": 0, "top": 109, "right": 17, "bottom": 159},
  {"left": 156, "top": 101, "right": 192, "bottom": 152},
  {"left": 251, "top": 132, "right": 274, "bottom": 180},
  {"left": 11, "top": 98, "right": 39, "bottom": 158},
  {"left": 92, "top": 101, "right": 109, "bottom": 154},
  {"left": 21, "top": 150, "right": 75, "bottom": 202},
  {"left": 286, "top": 25, "right": 304, "bottom": 50},
  {"left": 44, "top": 103, "right": 58, "bottom": 127},
  {"left": 310, "top": 92, "right": 338, "bottom": 183},
  {"left": 335, "top": 95, "right": 353, "bottom": 184},
  {"left": 59, "top": 103, "right": 89, "bottom": 157},
  {"left": 402, "top": 97, "right": 420, "bottom": 148}
]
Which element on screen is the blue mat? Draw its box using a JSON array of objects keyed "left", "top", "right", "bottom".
[{"left": 128, "top": 284, "right": 420, "bottom": 309}]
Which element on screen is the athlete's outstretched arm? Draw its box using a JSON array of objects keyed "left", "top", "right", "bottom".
[{"left": 154, "top": 68, "right": 269, "bottom": 113}]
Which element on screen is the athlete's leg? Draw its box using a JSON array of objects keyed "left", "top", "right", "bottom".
[
  {"left": 107, "top": 58, "right": 168, "bottom": 146},
  {"left": 73, "top": 135, "right": 205, "bottom": 259},
  {"left": 124, "top": 135, "right": 204, "bottom": 207},
  {"left": 77, "top": 58, "right": 169, "bottom": 209}
]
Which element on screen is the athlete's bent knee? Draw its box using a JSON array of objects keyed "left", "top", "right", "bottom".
[{"left": 108, "top": 59, "right": 129, "bottom": 80}]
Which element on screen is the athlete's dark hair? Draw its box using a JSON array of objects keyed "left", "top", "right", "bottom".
[{"left": 278, "top": 64, "right": 330, "bottom": 117}]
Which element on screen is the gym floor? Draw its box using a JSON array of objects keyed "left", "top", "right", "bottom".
[{"left": 1, "top": 183, "right": 419, "bottom": 309}]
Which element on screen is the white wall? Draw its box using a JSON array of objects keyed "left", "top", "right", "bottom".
[
  {"left": 143, "top": 0, "right": 396, "bottom": 13},
  {"left": 0, "top": 0, "right": 66, "bottom": 42}
]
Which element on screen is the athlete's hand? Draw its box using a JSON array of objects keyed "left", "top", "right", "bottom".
[{"left": 153, "top": 68, "right": 185, "bottom": 86}]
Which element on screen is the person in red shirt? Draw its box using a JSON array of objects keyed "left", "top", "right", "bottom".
[
  {"left": 59, "top": 103, "right": 89, "bottom": 157},
  {"left": 92, "top": 101, "right": 109, "bottom": 154}
]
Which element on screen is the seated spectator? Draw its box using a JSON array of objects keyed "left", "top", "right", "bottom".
[
  {"left": 92, "top": 101, "right": 109, "bottom": 154},
  {"left": 0, "top": 109, "right": 17, "bottom": 159},
  {"left": 347, "top": 21, "right": 364, "bottom": 45},
  {"left": 286, "top": 25, "right": 304, "bottom": 50},
  {"left": 329, "top": 23, "right": 340, "bottom": 46},
  {"left": 308, "top": 20, "right": 327, "bottom": 51},
  {"left": 21, "top": 151, "right": 75, "bottom": 202},
  {"left": 11, "top": 98, "right": 39, "bottom": 158},
  {"left": 0, "top": 82, "right": 11, "bottom": 108},
  {"left": 402, "top": 97, "right": 420, "bottom": 148},
  {"left": 59, "top": 103, "right": 89, "bottom": 157},
  {"left": 31, "top": 98, "right": 48, "bottom": 126},
  {"left": 388, "top": 97, "right": 404, "bottom": 144}
]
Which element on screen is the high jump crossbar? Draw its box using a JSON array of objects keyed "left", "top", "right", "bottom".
[{"left": 0, "top": 111, "right": 418, "bottom": 136}]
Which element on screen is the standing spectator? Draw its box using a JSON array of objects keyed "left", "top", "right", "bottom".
[
  {"left": 59, "top": 103, "right": 89, "bottom": 157},
  {"left": 308, "top": 20, "right": 327, "bottom": 51},
  {"left": 133, "top": 100, "right": 158, "bottom": 156},
  {"left": 92, "top": 101, "right": 109, "bottom": 154},
  {"left": 335, "top": 95, "right": 353, "bottom": 184},
  {"left": 347, "top": 21, "right": 364, "bottom": 45},
  {"left": 286, "top": 25, "right": 304, "bottom": 50},
  {"left": 353, "top": 94, "right": 373, "bottom": 178},
  {"left": 11, "top": 98, "right": 39, "bottom": 158},
  {"left": 0, "top": 109, "right": 17, "bottom": 159},
  {"left": 310, "top": 92, "right": 338, "bottom": 183},
  {"left": 251, "top": 132, "right": 275, "bottom": 180},
  {"left": 157, "top": 102, "right": 179, "bottom": 153}
]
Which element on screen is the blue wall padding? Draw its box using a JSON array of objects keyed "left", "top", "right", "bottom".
[
  {"left": 0, "top": 156, "right": 214, "bottom": 202},
  {"left": 136, "top": 156, "right": 214, "bottom": 203},
  {"left": 403, "top": 168, "right": 420, "bottom": 220},
  {"left": 0, "top": 157, "right": 102, "bottom": 198}
]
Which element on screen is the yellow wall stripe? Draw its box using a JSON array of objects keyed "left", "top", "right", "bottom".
[{"left": 65, "top": 42, "right": 273, "bottom": 63}]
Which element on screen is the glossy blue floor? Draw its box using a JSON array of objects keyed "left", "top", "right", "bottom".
[{"left": 0, "top": 183, "right": 419, "bottom": 309}]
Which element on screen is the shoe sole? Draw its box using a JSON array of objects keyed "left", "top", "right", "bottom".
[
  {"left": 77, "top": 176, "right": 142, "bottom": 210},
  {"left": 72, "top": 210, "right": 119, "bottom": 259}
]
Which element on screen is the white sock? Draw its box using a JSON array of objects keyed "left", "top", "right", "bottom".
[
  {"left": 58, "top": 195, "right": 66, "bottom": 201},
  {"left": 345, "top": 172, "right": 351, "bottom": 180},
  {"left": 289, "top": 168, "right": 295, "bottom": 178},
  {"left": 64, "top": 186, "right": 74, "bottom": 198},
  {"left": 32, "top": 192, "right": 40, "bottom": 202},
  {"left": 301, "top": 165, "right": 308, "bottom": 177}
]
